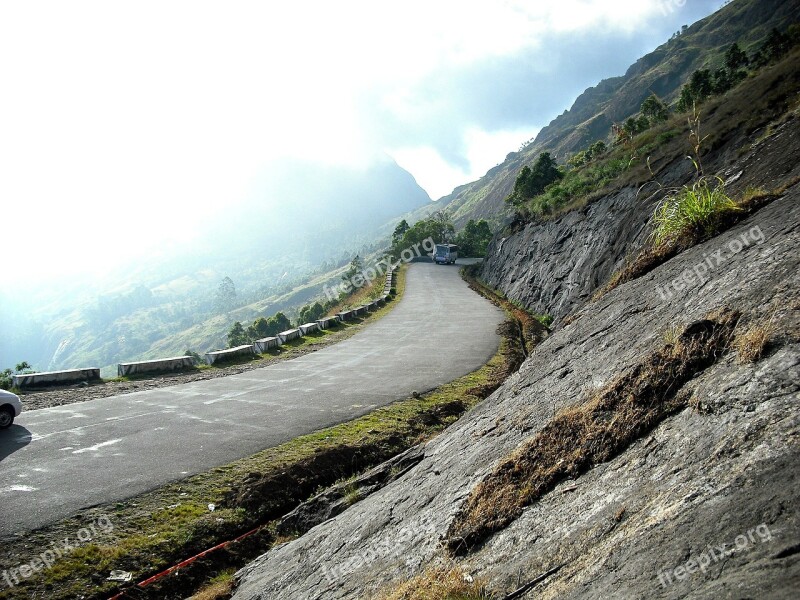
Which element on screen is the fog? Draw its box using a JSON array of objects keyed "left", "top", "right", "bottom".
[{"left": 0, "top": 0, "right": 724, "bottom": 371}]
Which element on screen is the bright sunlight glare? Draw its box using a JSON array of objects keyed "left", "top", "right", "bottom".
[{"left": 0, "top": 0, "right": 723, "bottom": 280}]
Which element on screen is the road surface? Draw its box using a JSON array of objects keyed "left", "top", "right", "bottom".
[{"left": 0, "top": 262, "right": 504, "bottom": 537}]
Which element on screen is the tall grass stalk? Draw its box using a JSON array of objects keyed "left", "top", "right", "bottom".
[{"left": 651, "top": 176, "right": 739, "bottom": 248}]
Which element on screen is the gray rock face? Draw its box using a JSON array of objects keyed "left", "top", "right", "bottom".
[
  {"left": 231, "top": 168, "right": 800, "bottom": 598},
  {"left": 479, "top": 116, "right": 800, "bottom": 325},
  {"left": 480, "top": 185, "right": 654, "bottom": 322}
]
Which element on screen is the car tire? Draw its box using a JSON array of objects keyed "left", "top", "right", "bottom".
[{"left": 0, "top": 406, "right": 14, "bottom": 429}]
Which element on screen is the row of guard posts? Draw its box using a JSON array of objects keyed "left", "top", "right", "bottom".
[
  {"left": 13, "top": 269, "right": 398, "bottom": 387},
  {"left": 192, "top": 266, "right": 394, "bottom": 366}
]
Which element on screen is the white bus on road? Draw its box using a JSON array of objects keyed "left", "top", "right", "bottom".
[{"left": 434, "top": 244, "right": 458, "bottom": 265}]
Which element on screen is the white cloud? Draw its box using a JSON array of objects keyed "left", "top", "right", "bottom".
[
  {"left": 0, "top": 0, "right": 722, "bottom": 277},
  {"left": 391, "top": 126, "right": 539, "bottom": 200}
]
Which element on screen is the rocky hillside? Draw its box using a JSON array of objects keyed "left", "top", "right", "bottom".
[
  {"left": 229, "top": 38, "right": 800, "bottom": 600},
  {"left": 434, "top": 0, "right": 799, "bottom": 227},
  {"left": 479, "top": 48, "right": 800, "bottom": 325}
]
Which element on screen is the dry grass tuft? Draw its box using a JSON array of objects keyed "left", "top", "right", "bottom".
[
  {"left": 662, "top": 324, "right": 683, "bottom": 348},
  {"left": 372, "top": 564, "right": 491, "bottom": 600},
  {"left": 592, "top": 242, "right": 677, "bottom": 301},
  {"left": 733, "top": 318, "right": 775, "bottom": 363},
  {"left": 188, "top": 571, "right": 234, "bottom": 600},
  {"left": 444, "top": 309, "right": 739, "bottom": 554},
  {"left": 613, "top": 506, "right": 627, "bottom": 522}
]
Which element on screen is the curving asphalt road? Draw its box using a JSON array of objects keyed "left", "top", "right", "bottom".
[{"left": 0, "top": 262, "right": 504, "bottom": 537}]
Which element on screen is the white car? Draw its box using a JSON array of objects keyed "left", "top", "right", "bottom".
[{"left": 0, "top": 389, "right": 22, "bottom": 429}]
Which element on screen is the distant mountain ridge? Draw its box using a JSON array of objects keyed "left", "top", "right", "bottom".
[{"left": 429, "top": 0, "right": 799, "bottom": 227}]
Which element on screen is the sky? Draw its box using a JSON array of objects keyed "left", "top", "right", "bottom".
[{"left": 1, "top": 0, "right": 724, "bottom": 280}]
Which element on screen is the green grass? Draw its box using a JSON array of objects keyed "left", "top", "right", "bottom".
[
  {"left": 651, "top": 176, "right": 740, "bottom": 248},
  {"left": 341, "top": 475, "right": 362, "bottom": 506}
]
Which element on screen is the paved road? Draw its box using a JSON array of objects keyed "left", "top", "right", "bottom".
[{"left": 0, "top": 262, "right": 504, "bottom": 537}]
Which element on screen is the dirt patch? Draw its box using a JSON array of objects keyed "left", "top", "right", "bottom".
[{"left": 445, "top": 308, "right": 740, "bottom": 555}]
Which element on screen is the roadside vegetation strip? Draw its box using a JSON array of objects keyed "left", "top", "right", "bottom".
[
  {"left": 0, "top": 273, "right": 519, "bottom": 600},
  {"left": 460, "top": 265, "right": 550, "bottom": 353},
  {"left": 444, "top": 308, "right": 740, "bottom": 555},
  {"left": 16, "top": 267, "right": 408, "bottom": 412}
]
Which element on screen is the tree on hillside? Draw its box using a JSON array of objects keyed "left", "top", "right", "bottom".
[
  {"left": 343, "top": 256, "right": 364, "bottom": 281},
  {"left": 568, "top": 150, "right": 589, "bottom": 168},
  {"left": 752, "top": 27, "right": 791, "bottom": 67},
  {"left": 227, "top": 321, "right": 248, "bottom": 347},
  {"left": 245, "top": 311, "right": 292, "bottom": 340},
  {"left": 215, "top": 276, "right": 237, "bottom": 313},
  {"left": 298, "top": 302, "right": 325, "bottom": 324},
  {"left": 641, "top": 94, "right": 669, "bottom": 123},
  {"left": 617, "top": 116, "right": 650, "bottom": 144},
  {"left": 676, "top": 69, "right": 713, "bottom": 112},
  {"left": 568, "top": 140, "right": 607, "bottom": 169},
  {"left": 430, "top": 211, "right": 455, "bottom": 243},
  {"left": 455, "top": 219, "right": 493, "bottom": 257},
  {"left": 392, "top": 219, "right": 410, "bottom": 245},
  {"left": 506, "top": 152, "right": 563, "bottom": 205},
  {"left": 0, "top": 369, "right": 14, "bottom": 391},
  {"left": 392, "top": 212, "right": 454, "bottom": 257},
  {"left": 724, "top": 43, "right": 749, "bottom": 71},
  {"left": 248, "top": 317, "right": 272, "bottom": 339},
  {"left": 269, "top": 312, "right": 292, "bottom": 333},
  {"left": 589, "top": 140, "right": 607, "bottom": 158},
  {"left": 711, "top": 66, "right": 744, "bottom": 95},
  {"left": 1, "top": 362, "right": 35, "bottom": 390}
]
